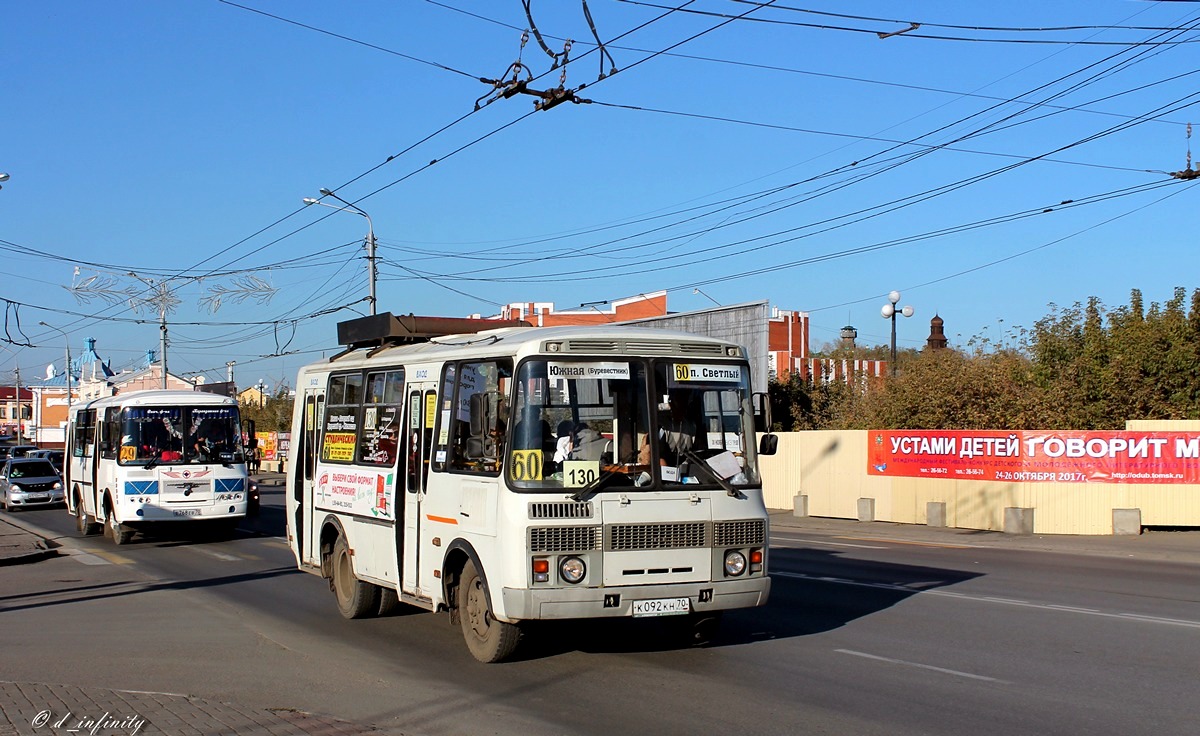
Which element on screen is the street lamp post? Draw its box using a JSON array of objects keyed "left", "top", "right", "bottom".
[
  {"left": 39, "top": 322, "right": 72, "bottom": 411},
  {"left": 0, "top": 172, "right": 9, "bottom": 191},
  {"left": 303, "top": 189, "right": 377, "bottom": 315},
  {"left": 692, "top": 288, "right": 721, "bottom": 307},
  {"left": 880, "top": 290, "right": 914, "bottom": 378}
]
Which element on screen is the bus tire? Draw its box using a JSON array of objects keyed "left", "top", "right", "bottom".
[
  {"left": 107, "top": 504, "right": 134, "bottom": 545},
  {"left": 458, "top": 559, "right": 521, "bottom": 663},
  {"left": 74, "top": 496, "right": 98, "bottom": 535},
  {"left": 331, "top": 536, "right": 379, "bottom": 619},
  {"left": 677, "top": 611, "right": 722, "bottom": 647},
  {"left": 377, "top": 587, "right": 400, "bottom": 617}
]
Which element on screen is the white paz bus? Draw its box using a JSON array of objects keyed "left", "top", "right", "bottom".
[
  {"left": 286, "top": 313, "right": 777, "bottom": 662},
  {"left": 65, "top": 389, "right": 251, "bottom": 544}
]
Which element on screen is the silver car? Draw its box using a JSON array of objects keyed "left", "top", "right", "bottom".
[{"left": 0, "top": 457, "right": 65, "bottom": 511}]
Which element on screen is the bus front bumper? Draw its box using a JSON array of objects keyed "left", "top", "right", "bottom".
[{"left": 499, "top": 576, "right": 770, "bottom": 622}]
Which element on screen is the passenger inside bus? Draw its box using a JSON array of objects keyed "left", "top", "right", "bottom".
[
  {"left": 649, "top": 389, "right": 701, "bottom": 467},
  {"left": 191, "top": 419, "right": 230, "bottom": 461},
  {"left": 570, "top": 423, "right": 611, "bottom": 462}
]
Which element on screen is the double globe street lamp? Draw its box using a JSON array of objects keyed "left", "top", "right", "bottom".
[
  {"left": 881, "top": 290, "right": 914, "bottom": 378},
  {"left": 38, "top": 322, "right": 71, "bottom": 410}
]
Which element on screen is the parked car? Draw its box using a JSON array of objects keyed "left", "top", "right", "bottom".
[
  {"left": 27, "top": 449, "right": 64, "bottom": 474},
  {"left": 0, "top": 457, "right": 65, "bottom": 511},
  {"left": 8, "top": 445, "right": 40, "bottom": 458}
]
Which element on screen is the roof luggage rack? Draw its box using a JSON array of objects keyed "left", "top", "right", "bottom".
[{"left": 336, "top": 312, "right": 530, "bottom": 351}]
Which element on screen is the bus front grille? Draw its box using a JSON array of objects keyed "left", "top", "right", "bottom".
[
  {"left": 606, "top": 522, "right": 707, "bottom": 551},
  {"left": 714, "top": 519, "right": 766, "bottom": 546},
  {"left": 529, "top": 526, "right": 601, "bottom": 552}
]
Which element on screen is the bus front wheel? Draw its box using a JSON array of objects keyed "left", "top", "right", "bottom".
[
  {"left": 74, "top": 497, "right": 99, "bottom": 536},
  {"left": 331, "top": 536, "right": 379, "bottom": 619},
  {"left": 107, "top": 508, "right": 133, "bottom": 545},
  {"left": 458, "top": 559, "right": 521, "bottom": 663}
]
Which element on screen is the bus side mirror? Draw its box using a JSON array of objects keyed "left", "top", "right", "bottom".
[
  {"left": 751, "top": 390, "right": 773, "bottom": 433},
  {"left": 751, "top": 391, "right": 777, "bottom": 455},
  {"left": 759, "top": 434, "right": 778, "bottom": 456}
]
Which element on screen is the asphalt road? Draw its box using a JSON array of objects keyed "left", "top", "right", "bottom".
[{"left": 3, "top": 483, "right": 1198, "bottom": 736}]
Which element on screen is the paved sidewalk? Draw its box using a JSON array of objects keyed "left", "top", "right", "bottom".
[
  {"left": 0, "top": 515, "right": 57, "bottom": 566},
  {"left": 0, "top": 472, "right": 400, "bottom": 736},
  {"left": 0, "top": 680, "right": 394, "bottom": 736}
]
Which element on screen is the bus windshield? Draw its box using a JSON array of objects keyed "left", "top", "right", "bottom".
[
  {"left": 507, "top": 358, "right": 760, "bottom": 492},
  {"left": 119, "top": 406, "right": 242, "bottom": 465}
]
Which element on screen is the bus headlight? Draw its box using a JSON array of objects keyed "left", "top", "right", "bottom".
[
  {"left": 559, "top": 556, "right": 586, "bottom": 584},
  {"left": 724, "top": 550, "right": 747, "bottom": 577}
]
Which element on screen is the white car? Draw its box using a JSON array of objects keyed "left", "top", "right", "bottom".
[{"left": 0, "top": 457, "right": 65, "bottom": 510}]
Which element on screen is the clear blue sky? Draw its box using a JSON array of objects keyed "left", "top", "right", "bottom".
[{"left": 4, "top": 1, "right": 1198, "bottom": 391}]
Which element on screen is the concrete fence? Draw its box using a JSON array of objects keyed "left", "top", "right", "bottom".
[{"left": 759, "top": 422, "right": 1200, "bottom": 535}]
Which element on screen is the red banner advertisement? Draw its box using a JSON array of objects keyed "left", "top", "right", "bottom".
[{"left": 867, "top": 430, "right": 1200, "bottom": 484}]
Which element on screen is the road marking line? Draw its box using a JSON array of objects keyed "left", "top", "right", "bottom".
[
  {"left": 1045, "top": 604, "right": 1099, "bottom": 613},
  {"left": 1119, "top": 613, "right": 1200, "bottom": 626},
  {"left": 837, "top": 649, "right": 1010, "bottom": 684},
  {"left": 67, "top": 550, "right": 111, "bottom": 566},
  {"left": 85, "top": 549, "right": 134, "bottom": 565},
  {"left": 196, "top": 548, "right": 240, "bottom": 561},
  {"left": 262, "top": 539, "right": 290, "bottom": 549}
]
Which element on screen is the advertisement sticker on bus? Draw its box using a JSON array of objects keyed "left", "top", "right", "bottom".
[
  {"left": 425, "top": 394, "right": 437, "bottom": 428},
  {"left": 322, "top": 432, "right": 356, "bottom": 462}
]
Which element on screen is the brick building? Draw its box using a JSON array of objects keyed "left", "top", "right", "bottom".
[{"left": 481, "top": 291, "right": 887, "bottom": 385}]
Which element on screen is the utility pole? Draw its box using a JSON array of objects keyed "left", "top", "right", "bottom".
[
  {"left": 12, "top": 367, "right": 21, "bottom": 440},
  {"left": 159, "top": 305, "right": 169, "bottom": 389}
]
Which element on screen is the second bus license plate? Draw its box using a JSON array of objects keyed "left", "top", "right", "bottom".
[{"left": 631, "top": 597, "right": 690, "bottom": 617}]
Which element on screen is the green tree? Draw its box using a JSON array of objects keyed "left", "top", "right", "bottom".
[
  {"left": 240, "top": 387, "right": 294, "bottom": 433},
  {"left": 767, "top": 287, "right": 1200, "bottom": 431}
]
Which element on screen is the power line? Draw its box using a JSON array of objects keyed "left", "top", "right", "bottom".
[
  {"left": 215, "top": 0, "right": 485, "bottom": 80},
  {"left": 618, "top": 0, "right": 1200, "bottom": 45}
]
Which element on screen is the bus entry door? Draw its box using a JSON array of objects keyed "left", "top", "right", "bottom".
[{"left": 401, "top": 384, "right": 436, "bottom": 597}]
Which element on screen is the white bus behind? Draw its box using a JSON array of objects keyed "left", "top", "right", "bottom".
[{"left": 65, "top": 389, "right": 251, "bottom": 544}]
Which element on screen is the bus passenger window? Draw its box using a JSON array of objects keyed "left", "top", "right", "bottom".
[{"left": 434, "top": 360, "right": 512, "bottom": 475}]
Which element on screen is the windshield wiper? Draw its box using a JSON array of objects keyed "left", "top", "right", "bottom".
[
  {"left": 143, "top": 450, "right": 162, "bottom": 471},
  {"left": 569, "top": 466, "right": 626, "bottom": 503},
  {"left": 682, "top": 450, "right": 744, "bottom": 498}
]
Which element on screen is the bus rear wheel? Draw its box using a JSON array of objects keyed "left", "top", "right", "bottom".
[
  {"left": 331, "top": 536, "right": 379, "bottom": 619},
  {"left": 458, "top": 559, "right": 521, "bottom": 663}
]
